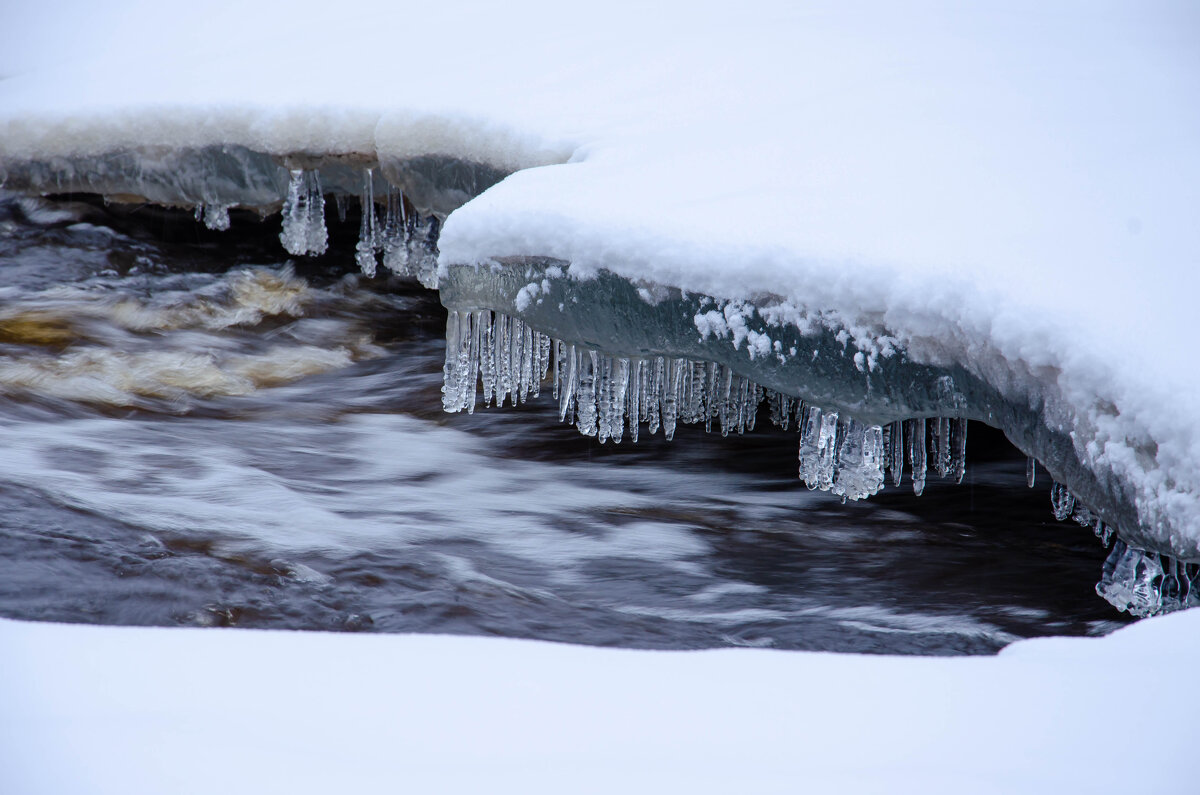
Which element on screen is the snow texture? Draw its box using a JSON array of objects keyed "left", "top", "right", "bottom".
[
  {"left": 1, "top": 1, "right": 1199, "bottom": 553},
  {"left": 2, "top": 612, "right": 1199, "bottom": 794}
]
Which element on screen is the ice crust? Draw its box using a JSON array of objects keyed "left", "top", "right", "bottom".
[{"left": 2, "top": 3, "right": 1199, "bottom": 569}]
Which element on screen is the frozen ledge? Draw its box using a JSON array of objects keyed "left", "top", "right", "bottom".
[
  {"left": 0, "top": 145, "right": 511, "bottom": 219},
  {"left": 2, "top": 147, "right": 1196, "bottom": 617},
  {"left": 438, "top": 259, "right": 1199, "bottom": 593}
]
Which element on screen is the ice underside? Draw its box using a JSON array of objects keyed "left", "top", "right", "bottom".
[{"left": 4, "top": 147, "right": 1196, "bottom": 619}]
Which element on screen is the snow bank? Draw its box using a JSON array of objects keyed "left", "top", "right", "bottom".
[
  {"left": 1, "top": 613, "right": 1197, "bottom": 794},
  {"left": 2, "top": 1, "right": 1198, "bottom": 554}
]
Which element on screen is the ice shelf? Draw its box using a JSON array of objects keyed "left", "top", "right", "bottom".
[
  {"left": 0, "top": 146, "right": 512, "bottom": 224},
  {"left": 1, "top": 149, "right": 1195, "bottom": 617},
  {"left": 440, "top": 305, "right": 1196, "bottom": 617}
]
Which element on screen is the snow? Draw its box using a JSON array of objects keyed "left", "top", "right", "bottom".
[{"left": 2, "top": 611, "right": 1198, "bottom": 794}]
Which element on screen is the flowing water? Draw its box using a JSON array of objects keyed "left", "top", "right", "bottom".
[{"left": 0, "top": 193, "right": 1128, "bottom": 654}]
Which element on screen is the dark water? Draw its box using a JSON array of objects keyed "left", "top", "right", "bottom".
[{"left": 0, "top": 193, "right": 1129, "bottom": 654}]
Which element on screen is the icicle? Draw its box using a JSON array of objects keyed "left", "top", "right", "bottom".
[
  {"left": 596, "top": 356, "right": 625, "bottom": 444},
  {"left": 889, "top": 420, "right": 904, "bottom": 487},
  {"left": 950, "top": 417, "right": 967, "bottom": 484},
  {"left": 194, "top": 205, "right": 203, "bottom": 222},
  {"left": 704, "top": 362, "right": 719, "bottom": 433},
  {"left": 334, "top": 194, "right": 348, "bottom": 223},
  {"left": 1130, "top": 550, "right": 1164, "bottom": 617},
  {"left": 909, "top": 418, "right": 927, "bottom": 496},
  {"left": 521, "top": 323, "right": 535, "bottom": 403},
  {"left": 302, "top": 173, "right": 327, "bottom": 255},
  {"left": 441, "top": 310, "right": 476, "bottom": 413},
  {"left": 202, "top": 204, "right": 231, "bottom": 231},
  {"left": 478, "top": 311, "right": 496, "bottom": 407},
  {"left": 676, "top": 361, "right": 692, "bottom": 426},
  {"left": 1050, "top": 482, "right": 1075, "bottom": 521},
  {"left": 610, "top": 358, "right": 630, "bottom": 443},
  {"left": 798, "top": 405, "right": 823, "bottom": 489},
  {"left": 576, "top": 350, "right": 598, "bottom": 436},
  {"left": 641, "top": 359, "right": 655, "bottom": 429},
  {"left": 816, "top": 411, "right": 839, "bottom": 491},
  {"left": 718, "top": 366, "right": 734, "bottom": 437},
  {"left": 538, "top": 332, "right": 551, "bottom": 382},
  {"left": 382, "top": 184, "right": 410, "bottom": 275},
  {"left": 1160, "top": 558, "right": 1182, "bottom": 607},
  {"left": 799, "top": 406, "right": 839, "bottom": 491},
  {"left": 440, "top": 311, "right": 463, "bottom": 412},
  {"left": 415, "top": 216, "right": 440, "bottom": 289},
  {"left": 279, "top": 169, "right": 328, "bottom": 256},
  {"left": 558, "top": 343, "right": 577, "bottom": 422},
  {"left": 355, "top": 169, "right": 379, "bottom": 277},
  {"left": 769, "top": 392, "right": 794, "bottom": 431},
  {"left": 932, "top": 417, "right": 952, "bottom": 477},
  {"left": 1094, "top": 520, "right": 1113, "bottom": 547},
  {"left": 495, "top": 313, "right": 511, "bottom": 407},
  {"left": 596, "top": 356, "right": 612, "bottom": 444},
  {"left": 1072, "top": 503, "right": 1096, "bottom": 528},
  {"left": 279, "top": 169, "right": 305, "bottom": 255},
  {"left": 1026, "top": 456, "right": 1037, "bottom": 488},
  {"left": 662, "top": 358, "right": 684, "bottom": 441},
  {"left": 831, "top": 419, "right": 885, "bottom": 501},
  {"left": 1097, "top": 545, "right": 1163, "bottom": 617},
  {"left": 1182, "top": 562, "right": 1198, "bottom": 609},
  {"left": 735, "top": 377, "right": 751, "bottom": 434},
  {"left": 628, "top": 360, "right": 642, "bottom": 444},
  {"left": 528, "top": 332, "right": 542, "bottom": 399},
  {"left": 647, "top": 358, "right": 664, "bottom": 436},
  {"left": 688, "top": 362, "right": 707, "bottom": 424},
  {"left": 465, "top": 311, "right": 479, "bottom": 414},
  {"left": 745, "top": 383, "right": 761, "bottom": 432},
  {"left": 438, "top": 315, "right": 983, "bottom": 509},
  {"left": 509, "top": 317, "right": 526, "bottom": 404},
  {"left": 552, "top": 340, "right": 562, "bottom": 401}
]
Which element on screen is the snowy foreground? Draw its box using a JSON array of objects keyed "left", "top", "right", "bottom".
[{"left": 2, "top": 613, "right": 1199, "bottom": 794}]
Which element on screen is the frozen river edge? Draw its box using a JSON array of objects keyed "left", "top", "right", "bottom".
[{"left": 3, "top": 142, "right": 1198, "bottom": 617}]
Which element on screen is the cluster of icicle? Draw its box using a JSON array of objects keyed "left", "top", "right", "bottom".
[
  {"left": 798, "top": 412, "right": 967, "bottom": 502},
  {"left": 1034, "top": 470, "right": 1197, "bottom": 617},
  {"left": 194, "top": 203, "right": 232, "bottom": 232},
  {"left": 442, "top": 309, "right": 1197, "bottom": 617},
  {"left": 442, "top": 309, "right": 970, "bottom": 503},
  {"left": 275, "top": 168, "right": 440, "bottom": 286}
]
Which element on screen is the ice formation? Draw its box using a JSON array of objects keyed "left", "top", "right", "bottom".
[
  {"left": 440, "top": 306, "right": 1195, "bottom": 619},
  {"left": 269, "top": 164, "right": 443, "bottom": 284},
  {"left": 1032, "top": 475, "right": 1198, "bottom": 617},
  {"left": 279, "top": 169, "right": 327, "bottom": 257},
  {"left": 355, "top": 169, "right": 379, "bottom": 277},
  {"left": 443, "top": 309, "right": 963, "bottom": 505}
]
